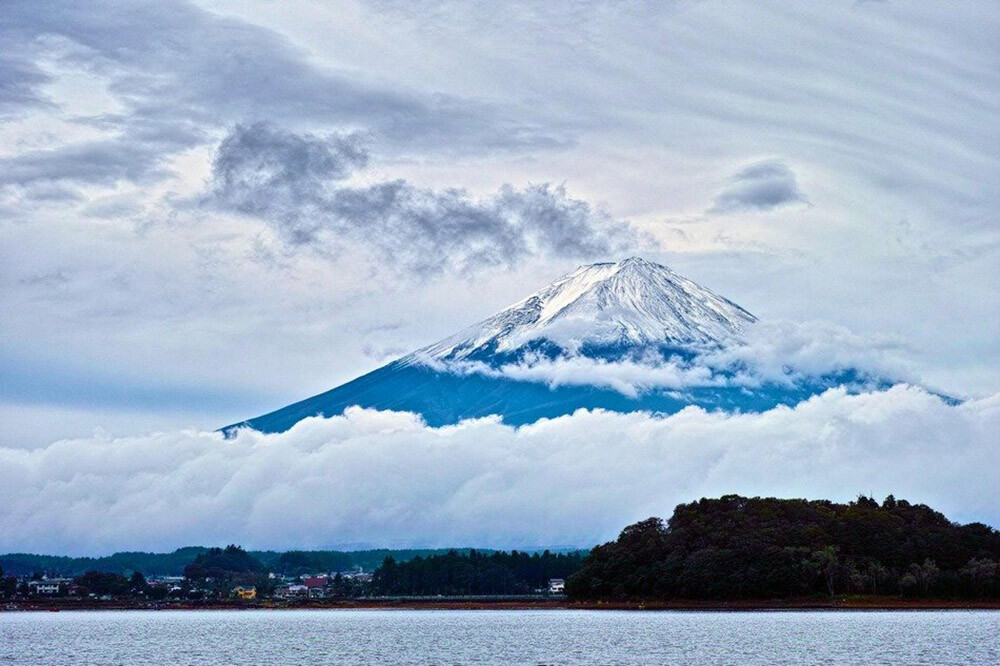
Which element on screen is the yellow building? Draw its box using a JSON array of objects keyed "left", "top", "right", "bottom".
[{"left": 233, "top": 586, "right": 257, "bottom": 600}]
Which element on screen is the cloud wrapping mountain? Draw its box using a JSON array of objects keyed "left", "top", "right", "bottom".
[
  {"left": 0, "top": 386, "right": 996, "bottom": 555},
  {"left": 425, "top": 319, "right": 912, "bottom": 397}
]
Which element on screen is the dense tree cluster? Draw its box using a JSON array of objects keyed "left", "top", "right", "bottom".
[
  {"left": 372, "top": 549, "right": 585, "bottom": 595},
  {"left": 71, "top": 571, "right": 149, "bottom": 597},
  {"left": 183, "top": 545, "right": 263, "bottom": 579},
  {"left": 180, "top": 545, "right": 272, "bottom": 597},
  {"left": 271, "top": 551, "right": 353, "bottom": 576},
  {"left": 0, "top": 564, "right": 15, "bottom": 598},
  {"left": 567, "top": 495, "right": 1000, "bottom": 600}
]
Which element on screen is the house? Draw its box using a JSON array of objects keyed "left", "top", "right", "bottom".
[
  {"left": 548, "top": 578, "right": 565, "bottom": 593},
  {"left": 28, "top": 579, "right": 67, "bottom": 595},
  {"left": 303, "top": 577, "right": 327, "bottom": 599},
  {"left": 233, "top": 586, "right": 257, "bottom": 600},
  {"left": 151, "top": 576, "right": 184, "bottom": 585},
  {"left": 274, "top": 584, "right": 308, "bottom": 599}
]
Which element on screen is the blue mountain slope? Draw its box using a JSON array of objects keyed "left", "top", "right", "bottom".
[{"left": 225, "top": 359, "right": 875, "bottom": 434}]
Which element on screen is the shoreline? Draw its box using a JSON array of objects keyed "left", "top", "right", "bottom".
[{"left": 5, "top": 598, "right": 1000, "bottom": 612}]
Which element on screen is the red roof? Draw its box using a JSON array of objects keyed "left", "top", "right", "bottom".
[{"left": 303, "top": 577, "right": 327, "bottom": 588}]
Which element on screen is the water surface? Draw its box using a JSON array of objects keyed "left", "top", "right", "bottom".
[{"left": 2, "top": 609, "right": 997, "bottom": 665}]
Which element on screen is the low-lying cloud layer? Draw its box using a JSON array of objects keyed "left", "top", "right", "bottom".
[
  {"left": 206, "top": 123, "right": 638, "bottom": 274},
  {"left": 1, "top": 386, "right": 996, "bottom": 556}
]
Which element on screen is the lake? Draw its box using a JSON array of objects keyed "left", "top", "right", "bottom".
[{"left": 1, "top": 609, "right": 998, "bottom": 665}]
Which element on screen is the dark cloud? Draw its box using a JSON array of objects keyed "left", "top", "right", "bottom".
[
  {"left": 210, "top": 123, "right": 370, "bottom": 224},
  {"left": 206, "top": 123, "right": 637, "bottom": 275},
  {"left": 0, "top": 105, "right": 210, "bottom": 198},
  {"left": 80, "top": 193, "right": 146, "bottom": 219},
  {"left": 710, "top": 160, "right": 807, "bottom": 214},
  {"left": 0, "top": 0, "right": 570, "bottom": 195},
  {"left": 18, "top": 270, "right": 70, "bottom": 288},
  {"left": 0, "top": 139, "right": 175, "bottom": 188},
  {"left": 0, "top": 55, "right": 53, "bottom": 117},
  {"left": 15, "top": 183, "right": 83, "bottom": 203}
]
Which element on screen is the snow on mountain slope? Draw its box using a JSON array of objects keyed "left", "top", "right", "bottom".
[{"left": 413, "top": 257, "right": 757, "bottom": 362}]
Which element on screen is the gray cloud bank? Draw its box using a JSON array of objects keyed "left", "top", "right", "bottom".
[
  {"left": 206, "top": 123, "right": 638, "bottom": 274},
  {"left": 0, "top": 386, "right": 996, "bottom": 555},
  {"left": 0, "top": 54, "right": 52, "bottom": 117},
  {"left": 0, "top": 0, "right": 570, "bottom": 197}
]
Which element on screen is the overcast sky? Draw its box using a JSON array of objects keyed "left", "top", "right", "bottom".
[{"left": 1, "top": 1, "right": 999, "bottom": 551}]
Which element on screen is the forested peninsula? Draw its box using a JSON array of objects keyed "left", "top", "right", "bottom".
[{"left": 567, "top": 495, "right": 1000, "bottom": 601}]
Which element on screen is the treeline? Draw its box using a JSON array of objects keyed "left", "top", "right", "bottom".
[
  {"left": 0, "top": 566, "right": 158, "bottom": 599},
  {"left": 0, "top": 548, "right": 209, "bottom": 577},
  {"left": 0, "top": 546, "right": 472, "bottom": 577},
  {"left": 567, "top": 495, "right": 1000, "bottom": 600},
  {"left": 372, "top": 549, "right": 585, "bottom": 595},
  {"left": 2, "top": 546, "right": 584, "bottom": 600},
  {"left": 260, "top": 548, "right": 481, "bottom": 576}
]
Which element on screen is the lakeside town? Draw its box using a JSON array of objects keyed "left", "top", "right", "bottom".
[
  {"left": 0, "top": 545, "right": 576, "bottom": 611},
  {"left": 2, "top": 570, "right": 569, "bottom": 607}
]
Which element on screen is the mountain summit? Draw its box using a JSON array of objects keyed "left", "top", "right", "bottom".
[
  {"left": 417, "top": 257, "right": 756, "bottom": 363},
  {"left": 226, "top": 259, "right": 870, "bottom": 434}
]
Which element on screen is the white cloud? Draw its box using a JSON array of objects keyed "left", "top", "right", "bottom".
[
  {"left": 1, "top": 385, "right": 996, "bottom": 556},
  {"left": 421, "top": 319, "right": 914, "bottom": 397},
  {"left": 420, "top": 353, "right": 719, "bottom": 398},
  {"left": 701, "top": 319, "right": 916, "bottom": 386}
]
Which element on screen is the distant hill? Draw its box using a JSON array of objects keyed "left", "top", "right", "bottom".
[
  {"left": 0, "top": 547, "right": 209, "bottom": 577},
  {"left": 0, "top": 547, "right": 498, "bottom": 577}
]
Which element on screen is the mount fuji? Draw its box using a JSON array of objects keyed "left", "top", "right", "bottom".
[
  {"left": 416, "top": 257, "right": 756, "bottom": 362},
  {"left": 226, "top": 258, "right": 889, "bottom": 434}
]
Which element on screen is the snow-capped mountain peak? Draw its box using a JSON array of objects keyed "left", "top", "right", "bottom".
[
  {"left": 226, "top": 258, "right": 896, "bottom": 436},
  {"left": 415, "top": 257, "right": 757, "bottom": 361}
]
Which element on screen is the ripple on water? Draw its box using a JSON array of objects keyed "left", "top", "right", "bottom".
[{"left": 1, "top": 609, "right": 999, "bottom": 666}]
